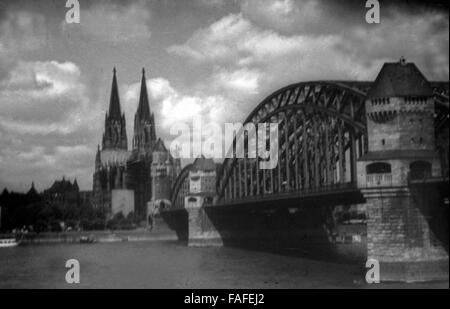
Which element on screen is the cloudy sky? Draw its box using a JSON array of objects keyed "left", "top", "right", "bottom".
[{"left": 0, "top": 0, "right": 448, "bottom": 192}]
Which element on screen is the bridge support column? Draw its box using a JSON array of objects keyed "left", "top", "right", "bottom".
[
  {"left": 362, "top": 186, "right": 448, "bottom": 282},
  {"left": 185, "top": 196, "right": 223, "bottom": 247}
]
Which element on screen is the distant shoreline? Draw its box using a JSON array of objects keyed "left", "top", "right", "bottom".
[{"left": 0, "top": 229, "right": 179, "bottom": 245}]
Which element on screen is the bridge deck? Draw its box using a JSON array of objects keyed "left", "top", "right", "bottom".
[{"left": 215, "top": 183, "right": 365, "bottom": 209}]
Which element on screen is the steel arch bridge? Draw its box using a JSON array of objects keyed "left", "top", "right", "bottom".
[
  {"left": 170, "top": 80, "right": 449, "bottom": 208},
  {"left": 217, "top": 81, "right": 369, "bottom": 205}
]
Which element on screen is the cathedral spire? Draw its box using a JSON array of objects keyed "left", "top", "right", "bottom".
[
  {"left": 95, "top": 144, "right": 101, "bottom": 170},
  {"left": 102, "top": 67, "right": 128, "bottom": 150},
  {"left": 133, "top": 68, "right": 156, "bottom": 153},
  {"left": 109, "top": 67, "right": 122, "bottom": 119},
  {"left": 136, "top": 67, "right": 151, "bottom": 122},
  {"left": 73, "top": 178, "right": 79, "bottom": 191}
]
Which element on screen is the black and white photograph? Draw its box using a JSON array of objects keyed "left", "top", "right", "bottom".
[{"left": 0, "top": 0, "right": 448, "bottom": 294}]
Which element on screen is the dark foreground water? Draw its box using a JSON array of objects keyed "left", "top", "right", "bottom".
[{"left": 0, "top": 241, "right": 447, "bottom": 289}]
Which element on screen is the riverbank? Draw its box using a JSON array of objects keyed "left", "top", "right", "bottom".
[{"left": 1, "top": 229, "right": 179, "bottom": 245}]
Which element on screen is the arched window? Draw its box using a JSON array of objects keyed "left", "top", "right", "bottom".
[
  {"left": 366, "top": 162, "right": 391, "bottom": 174},
  {"left": 410, "top": 161, "right": 432, "bottom": 180}
]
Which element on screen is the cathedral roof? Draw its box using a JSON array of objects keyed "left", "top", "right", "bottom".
[
  {"left": 367, "top": 58, "right": 433, "bottom": 100},
  {"left": 108, "top": 67, "right": 123, "bottom": 120},
  {"left": 136, "top": 68, "right": 152, "bottom": 122}
]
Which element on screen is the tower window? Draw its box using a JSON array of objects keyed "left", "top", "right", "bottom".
[{"left": 381, "top": 139, "right": 385, "bottom": 146}]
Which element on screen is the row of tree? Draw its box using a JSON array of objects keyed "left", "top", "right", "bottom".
[{"left": 0, "top": 190, "right": 135, "bottom": 232}]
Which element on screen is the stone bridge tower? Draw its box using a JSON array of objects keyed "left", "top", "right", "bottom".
[{"left": 357, "top": 58, "right": 448, "bottom": 282}]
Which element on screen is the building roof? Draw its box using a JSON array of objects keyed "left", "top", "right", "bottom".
[
  {"left": 45, "top": 178, "right": 79, "bottom": 193},
  {"left": 27, "top": 182, "right": 38, "bottom": 196},
  {"left": 191, "top": 156, "right": 216, "bottom": 172},
  {"left": 367, "top": 58, "right": 433, "bottom": 100}
]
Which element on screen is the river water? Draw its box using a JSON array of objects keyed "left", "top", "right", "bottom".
[{"left": 0, "top": 241, "right": 447, "bottom": 288}]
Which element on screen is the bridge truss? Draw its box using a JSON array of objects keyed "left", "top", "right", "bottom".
[{"left": 170, "top": 81, "right": 449, "bottom": 207}]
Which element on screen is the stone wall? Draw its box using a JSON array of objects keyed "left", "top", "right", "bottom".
[{"left": 365, "top": 186, "right": 448, "bottom": 282}]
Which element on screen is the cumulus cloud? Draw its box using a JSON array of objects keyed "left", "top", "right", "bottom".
[
  {"left": 336, "top": 11, "right": 449, "bottom": 79},
  {"left": 169, "top": 7, "right": 448, "bottom": 90},
  {"left": 168, "top": 13, "right": 308, "bottom": 64},
  {"left": 211, "top": 67, "right": 261, "bottom": 94},
  {"left": 0, "top": 9, "right": 49, "bottom": 83},
  {"left": 0, "top": 10, "right": 48, "bottom": 57},
  {"left": 0, "top": 60, "right": 94, "bottom": 134},
  {"left": 241, "top": 0, "right": 315, "bottom": 33},
  {"left": 0, "top": 60, "right": 98, "bottom": 191},
  {"left": 194, "top": 0, "right": 226, "bottom": 8},
  {"left": 121, "top": 76, "right": 232, "bottom": 163},
  {"left": 167, "top": 12, "right": 381, "bottom": 103},
  {"left": 123, "top": 77, "right": 229, "bottom": 129},
  {"left": 62, "top": 1, "right": 151, "bottom": 43}
]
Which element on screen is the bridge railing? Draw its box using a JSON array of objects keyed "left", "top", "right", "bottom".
[
  {"left": 219, "top": 182, "right": 358, "bottom": 205},
  {"left": 365, "top": 173, "right": 392, "bottom": 187}
]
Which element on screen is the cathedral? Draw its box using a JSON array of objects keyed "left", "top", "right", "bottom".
[{"left": 93, "top": 68, "right": 180, "bottom": 222}]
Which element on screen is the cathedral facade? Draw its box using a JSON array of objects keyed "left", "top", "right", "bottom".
[{"left": 93, "top": 68, "right": 180, "bottom": 222}]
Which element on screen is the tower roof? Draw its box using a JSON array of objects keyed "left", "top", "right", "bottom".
[
  {"left": 153, "top": 138, "right": 167, "bottom": 152},
  {"left": 136, "top": 68, "right": 152, "bottom": 122},
  {"left": 1, "top": 187, "right": 9, "bottom": 196},
  {"left": 108, "top": 67, "right": 122, "bottom": 119},
  {"left": 192, "top": 156, "right": 216, "bottom": 172},
  {"left": 27, "top": 182, "right": 38, "bottom": 196},
  {"left": 367, "top": 58, "right": 433, "bottom": 100}
]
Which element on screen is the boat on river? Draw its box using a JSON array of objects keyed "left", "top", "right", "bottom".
[{"left": 0, "top": 238, "right": 20, "bottom": 248}]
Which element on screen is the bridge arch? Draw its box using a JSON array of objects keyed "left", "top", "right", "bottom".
[
  {"left": 216, "top": 81, "right": 370, "bottom": 201},
  {"left": 171, "top": 163, "right": 193, "bottom": 208}
]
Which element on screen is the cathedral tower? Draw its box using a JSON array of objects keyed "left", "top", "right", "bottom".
[
  {"left": 133, "top": 68, "right": 156, "bottom": 156},
  {"left": 94, "top": 68, "right": 131, "bottom": 214},
  {"left": 102, "top": 68, "right": 128, "bottom": 150}
]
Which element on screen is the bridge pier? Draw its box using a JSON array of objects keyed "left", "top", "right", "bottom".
[
  {"left": 186, "top": 197, "right": 223, "bottom": 247},
  {"left": 362, "top": 186, "right": 448, "bottom": 282}
]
